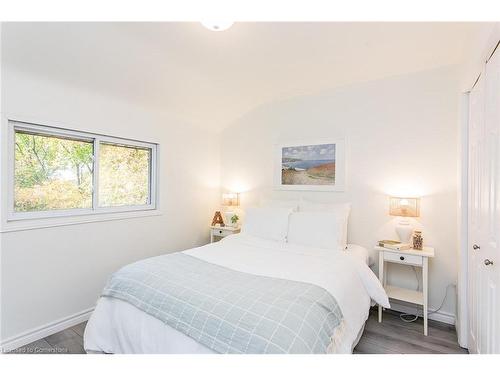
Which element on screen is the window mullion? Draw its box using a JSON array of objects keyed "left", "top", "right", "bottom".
[
  {"left": 92, "top": 137, "right": 100, "bottom": 211},
  {"left": 150, "top": 145, "right": 157, "bottom": 207}
]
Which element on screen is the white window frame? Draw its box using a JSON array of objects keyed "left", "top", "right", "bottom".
[{"left": 3, "top": 118, "right": 159, "bottom": 229}]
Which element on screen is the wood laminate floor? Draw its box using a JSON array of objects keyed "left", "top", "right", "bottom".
[
  {"left": 354, "top": 308, "right": 468, "bottom": 354},
  {"left": 8, "top": 321, "right": 87, "bottom": 354},
  {"left": 8, "top": 308, "right": 468, "bottom": 354}
]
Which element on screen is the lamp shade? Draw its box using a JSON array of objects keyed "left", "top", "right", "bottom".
[
  {"left": 222, "top": 192, "right": 240, "bottom": 207},
  {"left": 389, "top": 197, "right": 420, "bottom": 217}
]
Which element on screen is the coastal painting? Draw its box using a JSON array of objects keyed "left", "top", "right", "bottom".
[
  {"left": 282, "top": 143, "right": 335, "bottom": 185},
  {"left": 274, "top": 139, "right": 345, "bottom": 191}
]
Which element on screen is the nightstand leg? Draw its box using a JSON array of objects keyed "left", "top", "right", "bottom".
[
  {"left": 423, "top": 257, "right": 428, "bottom": 336},
  {"left": 378, "top": 253, "right": 384, "bottom": 323}
]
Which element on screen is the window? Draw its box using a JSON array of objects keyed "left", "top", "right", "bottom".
[
  {"left": 15, "top": 131, "right": 94, "bottom": 212},
  {"left": 9, "top": 121, "right": 158, "bottom": 220},
  {"left": 98, "top": 143, "right": 151, "bottom": 207}
]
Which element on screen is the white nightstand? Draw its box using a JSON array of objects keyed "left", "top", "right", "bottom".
[
  {"left": 210, "top": 226, "right": 241, "bottom": 243},
  {"left": 376, "top": 245, "right": 435, "bottom": 336}
]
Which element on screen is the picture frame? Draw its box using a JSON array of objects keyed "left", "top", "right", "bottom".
[{"left": 273, "top": 138, "right": 346, "bottom": 191}]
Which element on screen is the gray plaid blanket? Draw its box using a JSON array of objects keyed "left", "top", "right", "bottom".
[{"left": 102, "top": 253, "right": 344, "bottom": 354}]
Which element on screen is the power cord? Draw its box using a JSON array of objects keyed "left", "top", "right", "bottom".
[
  {"left": 398, "top": 267, "right": 455, "bottom": 323},
  {"left": 428, "top": 284, "right": 455, "bottom": 316},
  {"left": 399, "top": 266, "right": 420, "bottom": 322}
]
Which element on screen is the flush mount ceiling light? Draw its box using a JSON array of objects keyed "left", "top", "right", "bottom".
[{"left": 201, "top": 20, "right": 234, "bottom": 31}]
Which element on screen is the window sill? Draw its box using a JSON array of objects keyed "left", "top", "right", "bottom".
[{"left": 0, "top": 209, "right": 163, "bottom": 233}]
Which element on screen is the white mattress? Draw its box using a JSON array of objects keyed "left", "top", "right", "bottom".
[{"left": 84, "top": 234, "right": 388, "bottom": 354}]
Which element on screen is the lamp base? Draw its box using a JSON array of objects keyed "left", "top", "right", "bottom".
[{"left": 395, "top": 222, "right": 413, "bottom": 244}]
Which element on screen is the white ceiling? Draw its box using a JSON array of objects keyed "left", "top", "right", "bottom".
[{"left": 1, "top": 22, "right": 489, "bottom": 131}]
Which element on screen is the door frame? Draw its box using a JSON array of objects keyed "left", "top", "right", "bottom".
[{"left": 457, "top": 91, "right": 469, "bottom": 349}]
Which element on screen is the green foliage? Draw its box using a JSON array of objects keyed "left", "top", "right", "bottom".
[
  {"left": 231, "top": 214, "right": 239, "bottom": 224},
  {"left": 15, "top": 132, "right": 93, "bottom": 211},
  {"left": 99, "top": 144, "right": 150, "bottom": 207},
  {"left": 14, "top": 132, "right": 150, "bottom": 212}
]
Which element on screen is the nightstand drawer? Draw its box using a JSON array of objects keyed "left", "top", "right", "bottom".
[
  {"left": 210, "top": 226, "right": 241, "bottom": 243},
  {"left": 212, "top": 228, "right": 232, "bottom": 237},
  {"left": 383, "top": 251, "right": 422, "bottom": 266}
]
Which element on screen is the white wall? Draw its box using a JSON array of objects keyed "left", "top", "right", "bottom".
[
  {"left": 0, "top": 66, "right": 220, "bottom": 343},
  {"left": 459, "top": 23, "right": 500, "bottom": 91},
  {"left": 221, "top": 66, "right": 460, "bottom": 321}
]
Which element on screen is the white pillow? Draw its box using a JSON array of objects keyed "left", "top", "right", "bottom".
[
  {"left": 242, "top": 207, "right": 293, "bottom": 242},
  {"left": 260, "top": 198, "right": 299, "bottom": 211},
  {"left": 287, "top": 212, "right": 343, "bottom": 250},
  {"left": 298, "top": 200, "right": 351, "bottom": 249}
]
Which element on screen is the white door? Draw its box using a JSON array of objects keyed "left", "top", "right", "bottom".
[
  {"left": 468, "top": 46, "right": 500, "bottom": 354},
  {"left": 468, "top": 69, "right": 484, "bottom": 354},
  {"left": 482, "top": 46, "right": 500, "bottom": 354}
]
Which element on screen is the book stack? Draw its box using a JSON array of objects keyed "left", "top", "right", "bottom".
[{"left": 378, "top": 240, "right": 411, "bottom": 251}]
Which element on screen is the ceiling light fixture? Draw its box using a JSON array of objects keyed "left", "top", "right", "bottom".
[{"left": 201, "top": 20, "right": 234, "bottom": 32}]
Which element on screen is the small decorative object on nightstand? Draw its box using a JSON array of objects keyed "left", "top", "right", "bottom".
[
  {"left": 211, "top": 211, "right": 225, "bottom": 227},
  {"left": 230, "top": 214, "right": 240, "bottom": 227},
  {"left": 412, "top": 231, "right": 423, "bottom": 250},
  {"left": 210, "top": 225, "right": 241, "bottom": 243},
  {"left": 376, "top": 245, "right": 435, "bottom": 336},
  {"left": 378, "top": 239, "right": 410, "bottom": 250}
]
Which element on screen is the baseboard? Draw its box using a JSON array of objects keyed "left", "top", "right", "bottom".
[
  {"left": 0, "top": 307, "right": 94, "bottom": 353},
  {"left": 388, "top": 301, "right": 456, "bottom": 326}
]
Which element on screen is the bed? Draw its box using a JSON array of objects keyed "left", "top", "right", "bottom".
[{"left": 84, "top": 229, "right": 389, "bottom": 354}]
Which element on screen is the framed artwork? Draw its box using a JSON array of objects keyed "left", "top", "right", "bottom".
[{"left": 274, "top": 138, "right": 346, "bottom": 191}]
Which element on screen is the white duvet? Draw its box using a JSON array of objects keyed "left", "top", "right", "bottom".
[{"left": 84, "top": 234, "right": 389, "bottom": 354}]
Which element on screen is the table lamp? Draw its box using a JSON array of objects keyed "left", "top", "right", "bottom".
[
  {"left": 222, "top": 192, "right": 240, "bottom": 207},
  {"left": 222, "top": 192, "right": 240, "bottom": 227},
  {"left": 389, "top": 197, "right": 420, "bottom": 244}
]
